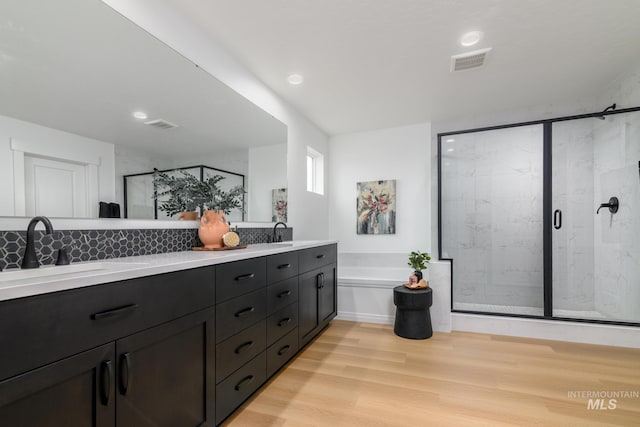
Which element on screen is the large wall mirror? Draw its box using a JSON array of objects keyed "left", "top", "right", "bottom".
[{"left": 0, "top": 0, "right": 287, "bottom": 223}]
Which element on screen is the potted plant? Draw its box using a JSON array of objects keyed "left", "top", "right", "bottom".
[
  {"left": 152, "top": 169, "right": 245, "bottom": 220},
  {"left": 152, "top": 169, "right": 201, "bottom": 219},
  {"left": 408, "top": 250, "right": 431, "bottom": 285},
  {"left": 197, "top": 174, "right": 245, "bottom": 215}
]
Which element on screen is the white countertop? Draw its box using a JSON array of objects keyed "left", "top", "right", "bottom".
[{"left": 0, "top": 240, "right": 337, "bottom": 302}]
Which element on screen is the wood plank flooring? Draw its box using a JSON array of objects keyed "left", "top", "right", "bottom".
[{"left": 224, "top": 320, "right": 640, "bottom": 426}]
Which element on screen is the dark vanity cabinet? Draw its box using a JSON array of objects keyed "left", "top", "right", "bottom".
[
  {"left": 0, "top": 343, "right": 116, "bottom": 427},
  {"left": 214, "top": 250, "right": 302, "bottom": 425},
  {"left": 0, "top": 243, "right": 337, "bottom": 426},
  {"left": 0, "top": 267, "right": 216, "bottom": 427},
  {"left": 298, "top": 244, "right": 338, "bottom": 347},
  {"left": 115, "top": 309, "right": 214, "bottom": 426}
]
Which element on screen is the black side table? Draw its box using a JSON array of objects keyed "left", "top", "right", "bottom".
[{"left": 393, "top": 286, "right": 433, "bottom": 339}]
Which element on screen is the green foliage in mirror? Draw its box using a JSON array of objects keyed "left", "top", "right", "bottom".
[{"left": 153, "top": 169, "right": 245, "bottom": 217}]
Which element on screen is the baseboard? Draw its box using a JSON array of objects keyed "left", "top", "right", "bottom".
[{"left": 336, "top": 311, "right": 393, "bottom": 325}]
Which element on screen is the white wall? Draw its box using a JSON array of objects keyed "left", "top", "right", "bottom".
[
  {"left": 0, "top": 115, "right": 116, "bottom": 216},
  {"left": 169, "top": 150, "right": 249, "bottom": 179},
  {"left": 328, "top": 123, "right": 431, "bottom": 253},
  {"left": 103, "top": 0, "right": 330, "bottom": 240},
  {"left": 247, "top": 144, "right": 287, "bottom": 222},
  {"left": 114, "top": 144, "right": 171, "bottom": 210}
]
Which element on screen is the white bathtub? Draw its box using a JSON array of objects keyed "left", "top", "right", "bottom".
[
  {"left": 336, "top": 254, "right": 640, "bottom": 347},
  {"left": 338, "top": 266, "right": 408, "bottom": 287},
  {"left": 336, "top": 252, "right": 452, "bottom": 331}
]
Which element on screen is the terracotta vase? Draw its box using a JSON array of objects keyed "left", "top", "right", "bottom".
[
  {"left": 178, "top": 211, "right": 198, "bottom": 221},
  {"left": 198, "top": 210, "right": 230, "bottom": 249}
]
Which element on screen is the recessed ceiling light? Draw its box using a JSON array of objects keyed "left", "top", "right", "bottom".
[
  {"left": 133, "top": 111, "right": 148, "bottom": 120},
  {"left": 447, "top": 148, "right": 455, "bottom": 152},
  {"left": 287, "top": 74, "right": 304, "bottom": 85},
  {"left": 460, "top": 31, "right": 483, "bottom": 47},
  {"left": 446, "top": 138, "right": 455, "bottom": 143}
]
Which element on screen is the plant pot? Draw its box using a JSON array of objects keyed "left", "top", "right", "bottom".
[
  {"left": 178, "top": 211, "right": 198, "bottom": 221},
  {"left": 198, "top": 210, "right": 230, "bottom": 249},
  {"left": 414, "top": 270, "right": 423, "bottom": 281}
]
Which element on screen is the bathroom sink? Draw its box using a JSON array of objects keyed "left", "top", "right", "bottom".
[{"left": 0, "top": 262, "right": 148, "bottom": 285}]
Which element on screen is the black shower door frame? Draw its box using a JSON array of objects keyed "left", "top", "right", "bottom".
[{"left": 437, "top": 105, "right": 640, "bottom": 327}]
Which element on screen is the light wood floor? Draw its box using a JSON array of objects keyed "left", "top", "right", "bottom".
[{"left": 225, "top": 321, "right": 640, "bottom": 426}]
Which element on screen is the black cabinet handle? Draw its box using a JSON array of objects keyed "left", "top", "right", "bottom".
[
  {"left": 234, "top": 340, "right": 254, "bottom": 354},
  {"left": 554, "top": 209, "right": 562, "bottom": 230},
  {"left": 235, "top": 273, "right": 255, "bottom": 281},
  {"left": 100, "top": 360, "right": 112, "bottom": 406},
  {"left": 277, "top": 345, "right": 291, "bottom": 356},
  {"left": 234, "top": 306, "right": 255, "bottom": 317},
  {"left": 91, "top": 304, "right": 138, "bottom": 320},
  {"left": 316, "top": 254, "right": 326, "bottom": 259},
  {"left": 234, "top": 375, "right": 255, "bottom": 391},
  {"left": 118, "top": 352, "right": 131, "bottom": 395},
  {"left": 277, "top": 263, "right": 291, "bottom": 270},
  {"left": 277, "top": 290, "right": 292, "bottom": 298},
  {"left": 278, "top": 317, "right": 292, "bottom": 327},
  {"left": 317, "top": 272, "right": 325, "bottom": 289}
]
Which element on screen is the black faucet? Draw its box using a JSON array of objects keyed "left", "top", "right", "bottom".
[
  {"left": 272, "top": 222, "right": 287, "bottom": 243},
  {"left": 22, "top": 216, "right": 54, "bottom": 269}
]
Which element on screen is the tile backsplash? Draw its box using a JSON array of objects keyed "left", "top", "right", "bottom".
[{"left": 0, "top": 226, "right": 292, "bottom": 270}]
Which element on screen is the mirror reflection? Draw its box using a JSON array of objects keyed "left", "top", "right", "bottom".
[{"left": 0, "top": 0, "right": 287, "bottom": 222}]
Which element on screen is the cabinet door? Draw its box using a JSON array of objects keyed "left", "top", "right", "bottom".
[
  {"left": 298, "top": 268, "right": 321, "bottom": 345},
  {"left": 116, "top": 309, "right": 215, "bottom": 427},
  {"left": 0, "top": 343, "right": 115, "bottom": 427},
  {"left": 318, "top": 264, "right": 337, "bottom": 325}
]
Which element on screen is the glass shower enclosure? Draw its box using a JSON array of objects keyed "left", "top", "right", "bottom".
[{"left": 439, "top": 107, "right": 640, "bottom": 325}]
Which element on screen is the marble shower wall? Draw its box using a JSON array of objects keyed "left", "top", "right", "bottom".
[
  {"left": 593, "top": 111, "right": 640, "bottom": 322},
  {"left": 441, "top": 125, "right": 544, "bottom": 310},
  {"left": 551, "top": 120, "right": 596, "bottom": 312}
]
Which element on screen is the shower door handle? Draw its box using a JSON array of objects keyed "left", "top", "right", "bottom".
[{"left": 553, "top": 209, "right": 562, "bottom": 229}]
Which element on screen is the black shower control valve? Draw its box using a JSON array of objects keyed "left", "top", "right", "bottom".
[{"left": 596, "top": 196, "right": 619, "bottom": 214}]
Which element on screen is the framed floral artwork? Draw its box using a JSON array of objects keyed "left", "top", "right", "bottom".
[
  {"left": 356, "top": 180, "right": 396, "bottom": 234},
  {"left": 272, "top": 188, "right": 288, "bottom": 222}
]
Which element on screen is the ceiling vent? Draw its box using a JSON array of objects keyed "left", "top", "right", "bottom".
[
  {"left": 450, "top": 47, "right": 492, "bottom": 72},
  {"left": 144, "top": 119, "right": 178, "bottom": 130}
]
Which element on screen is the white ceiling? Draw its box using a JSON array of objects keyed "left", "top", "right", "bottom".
[{"left": 161, "top": 0, "right": 640, "bottom": 135}]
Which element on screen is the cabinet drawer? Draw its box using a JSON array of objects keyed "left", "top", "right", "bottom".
[
  {"left": 0, "top": 266, "right": 214, "bottom": 381},
  {"left": 215, "top": 288, "right": 266, "bottom": 343},
  {"left": 299, "top": 244, "right": 337, "bottom": 273},
  {"left": 215, "top": 352, "right": 266, "bottom": 425},
  {"left": 267, "top": 276, "right": 298, "bottom": 315},
  {"left": 267, "top": 302, "right": 298, "bottom": 346},
  {"left": 266, "top": 252, "right": 299, "bottom": 284},
  {"left": 215, "top": 257, "right": 266, "bottom": 303},
  {"left": 266, "top": 328, "right": 298, "bottom": 378},
  {"left": 215, "top": 320, "right": 266, "bottom": 384}
]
